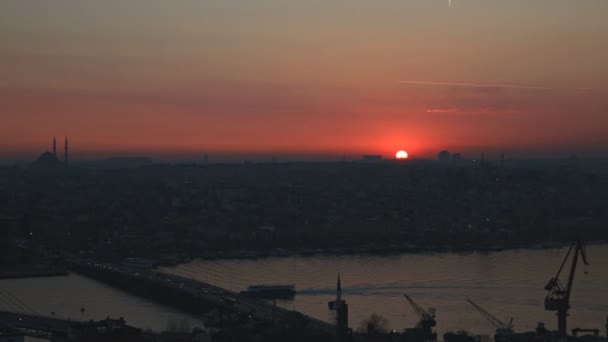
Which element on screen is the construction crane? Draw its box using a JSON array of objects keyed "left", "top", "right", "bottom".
[
  {"left": 467, "top": 299, "right": 514, "bottom": 337},
  {"left": 544, "top": 238, "right": 589, "bottom": 337},
  {"left": 403, "top": 294, "right": 436, "bottom": 332}
]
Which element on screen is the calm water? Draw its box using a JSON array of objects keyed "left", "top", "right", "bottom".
[
  {"left": 1, "top": 246, "right": 606, "bottom": 338},
  {"left": 0, "top": 273, "right": 202, "bottom": 333},
  {"left": 161, "top": 245, "right": 608, "bottom": 337}
]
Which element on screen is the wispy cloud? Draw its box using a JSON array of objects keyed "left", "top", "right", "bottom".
[
  {"left": 401, "top": 80, "right": 550, "bottom": 90},
  {"left": 400, "top": 80, "right": 594, "bottom": 92},
  {"left": 425, "top": 108, "right": 498, "bottom": 113}
]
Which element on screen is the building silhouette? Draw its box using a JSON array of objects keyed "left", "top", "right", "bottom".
[
  {"left": 438, "top": 150, "right": 451, "bottom": 162},
  {"left": 361, "top": 155, "right": 382, "bottom": 162},
  {"left": 31, "top": 137, "right": 69, "bottom": 169}
]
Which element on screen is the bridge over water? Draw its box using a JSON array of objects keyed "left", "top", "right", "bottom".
[
  {"left": 68, "top": 260, "right": 336, "bottom": 336},
  {"left": 0, "top": 310, "right": 76, "bottom": 335}
]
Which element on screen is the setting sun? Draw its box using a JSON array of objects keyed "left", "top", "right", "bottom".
[{"left": 396, "top": 150, "right": 409, "bottom": 159}]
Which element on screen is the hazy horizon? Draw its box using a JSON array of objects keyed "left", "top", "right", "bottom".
[{"left": 3, "top": 147, "right": 608, "bottom": 165}]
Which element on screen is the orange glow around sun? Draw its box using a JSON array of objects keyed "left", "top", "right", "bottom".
[{"left": 396, "top": 150, "right": 408, "bottom": 159}]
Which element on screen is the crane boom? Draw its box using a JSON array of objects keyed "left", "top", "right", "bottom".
[
  {"left": 565, "top": 239, "right": 588, "bottom": 302},
  {"left": 467, "top": 299, "right": 513, "bottom": 331},
  {"left": 402, "top": 294, "right": 437, "bottom": 342},
  {"left": 403, "top": 293, "right": 436, "bottom": 331},
  {"left": 404, "top": 294, "right": 430, "bottom": 319}
]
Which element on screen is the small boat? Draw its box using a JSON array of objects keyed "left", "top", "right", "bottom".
[
  {"left": 241, "top": 284, "right": 296, "bottom": 298},
  {"left": 120, "top": 257, "right": 156, "bottom": 269}
]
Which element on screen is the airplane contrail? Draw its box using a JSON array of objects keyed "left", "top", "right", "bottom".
[{"left": 399, "top": 80, "right": 550, "bottom": 90}]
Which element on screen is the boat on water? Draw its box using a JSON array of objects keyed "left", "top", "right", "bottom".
[
  {"left": 120, "top": 257, "right": 156, "bottom": 269},
  {"left": 240, "top": 284, "right": 296, "bottom": 298}
]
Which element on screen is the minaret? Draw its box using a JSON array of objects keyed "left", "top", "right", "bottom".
[
  {"left": 64, "top": 136, "right": 68, "bottom": 167},
  {"left": 337, "top": 273, "right": 342, "bottom": 302},
  {"left": 328, "top": 274, "right": 348, "bottom": 342},
  {"left": 53, "top": 137, "right": 57, "bottom": 158}
]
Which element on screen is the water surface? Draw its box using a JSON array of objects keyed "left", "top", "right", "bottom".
[
  {"left": 0, "top": 273, "right": 201, "bottom": 332},
  {"left": 162, "top": 245, "right": 608, "bottom": 336},
  {"left": 1, "top": 246, "right": 606, "bottom": 338}
]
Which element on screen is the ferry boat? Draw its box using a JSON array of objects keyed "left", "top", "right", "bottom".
[
  {"left": 241, "top": 284, "right": 296, "bottom": 298},
  {"left": 120, "top": 257, "right": 156, "bottom": 269}
]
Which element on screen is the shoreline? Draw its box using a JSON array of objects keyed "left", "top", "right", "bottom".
[
  {"left": 0, "top": 269, "right": 68, "bottom": 280},
  {"left": 159, "top": 240, "right": 608, "bottom": 264}
]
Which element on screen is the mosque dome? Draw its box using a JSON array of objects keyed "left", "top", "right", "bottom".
[{"left": 31, "top": 151, "right": 62, "bottom": 168}]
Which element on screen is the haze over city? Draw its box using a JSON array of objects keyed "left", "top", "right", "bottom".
[
  {"left": 2, "top": 0, "right": 608, "bottom": 161},
  {"left": 2, "top": 2, "right": 608, "bottom": 342}
]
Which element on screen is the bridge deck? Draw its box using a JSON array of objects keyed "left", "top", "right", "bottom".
[
  {"left": 70, "top": 260, "right": 335, "bottom": 335},
  {"left": 0, "top": 311, "right": 77, "bottom": 333}
]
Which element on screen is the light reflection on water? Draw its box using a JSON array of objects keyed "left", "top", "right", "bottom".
[{"left": 162, "top": 245, "right": 608, "bottom": 336}]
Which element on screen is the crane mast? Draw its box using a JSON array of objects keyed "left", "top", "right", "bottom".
[{"left": 544, "top": 238, "right": 589, "bottom": 337}]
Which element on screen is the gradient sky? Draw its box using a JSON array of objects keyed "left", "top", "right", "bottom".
[{"left": 2, "top": 0, "right": 608, "bottom": 160}]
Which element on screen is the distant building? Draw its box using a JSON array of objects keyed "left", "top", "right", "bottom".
[
  {"left": 68, "top": 317, "right": 144, "bottom": 342},
  {"left": 30, "top": 137, "right": 68, "bottom": 169},
  {"left": 452, "top": 153, "right": 462, "bottom": 161},
  {"left": 32, "top": 151, "right": 61, "bottom": 166},
  {"left": 361, "top": 155, "right": 382, "bottom": 162},
  {"left": 438, "top": 150, "right": 451, "bottom": 162}
]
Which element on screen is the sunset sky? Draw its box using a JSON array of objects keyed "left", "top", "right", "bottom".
[{"left": 2, "top": 0, "right": 608, "bottom": 161}]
